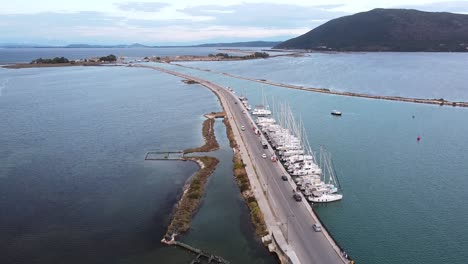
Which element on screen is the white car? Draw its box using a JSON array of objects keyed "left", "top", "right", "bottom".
[
  {"left": 313, "top": 223, "right": 322, "bottom": 232},
  {"left": 262, "top": 153, "right": 267, "bottom": 159},
  {"left": 241, "top": 126, "right": 245, "bottom": 131}
]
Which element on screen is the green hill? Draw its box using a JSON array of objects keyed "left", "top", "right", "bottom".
[{"left": 275, "top": 8, "right": 468, "bottom": 52}]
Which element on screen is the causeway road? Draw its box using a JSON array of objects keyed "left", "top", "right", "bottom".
[{"left": 136, "top": 64, "right": 347, "bottom": 264}]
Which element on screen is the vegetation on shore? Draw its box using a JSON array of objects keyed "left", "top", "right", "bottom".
[
  {"left": 164, "top": 113, "right": 221, "bottom": 237},
  {"left": 208, "top": 52, "right": 270, "bottom": 59},
  {"left": 31, "top": 57, "right": 69, "bottom": 64},
  {"left": 182, "top": 79, "right": 199, "bottom": 84},
  {"left": 166, "top": 156, "right": 219, "bottom": 236},
  {"left": 99, "top": 54, "right": 117, "bottom": 62},
  {"left": 223, "top": 118, "right": 268, "bottom": 237},
  {"left": 184, "top": 118, "right": 220, "bottom": 154}
]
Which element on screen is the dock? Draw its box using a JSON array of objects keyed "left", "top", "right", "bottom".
[
  {"left": 175, "top": 241, "right": 230, "bottom": 264},
  {"left": 145, "top": 151, "right": 184, "bottom": 160},
  {"left": 162, "top": 236, "right": 229, "bottom": 264}
]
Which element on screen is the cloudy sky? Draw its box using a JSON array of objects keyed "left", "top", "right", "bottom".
[{"left": 1, "top": 0, "right": 468, "bottom": 45}]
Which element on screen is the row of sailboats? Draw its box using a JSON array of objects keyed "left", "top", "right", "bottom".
[{"left": 250, "top": 95, "right": 343, "bottom": 203}]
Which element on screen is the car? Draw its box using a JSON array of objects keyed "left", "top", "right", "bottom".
[
  {"left": 293, "top": 193, "right": 302, "bottom": 201},
  {"left": 241, "top": 126, "right": 245, "bottom": 131},
  {"left": 242, "top": 110, "right": 246, "bottom": 114},
  {"left": 313, "top": 223, "right": 322, "bottom": 232},
  {"left": 281, "top": 175, "right": 288, "bottom": 181},
  {"left": 235, "top": 102, "right": 237, "bottom": 104},
  {"left": 261, "top": 153, "right": 267, "bottom": 159}
]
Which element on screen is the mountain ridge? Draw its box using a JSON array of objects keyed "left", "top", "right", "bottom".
[
  {"left": 275, "top": 8, "right": 468, "bottom": 52},
  {"left": 0, "top": 41, "right": 282, "bottom": 49}
]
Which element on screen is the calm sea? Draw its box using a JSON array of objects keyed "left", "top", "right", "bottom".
[
  {"left": 0, "top": 66, "right": 275, "bottom": 263},
  {"left": 180, "top": 52, "right": 468, "bottom": 101},
  {"left": 155, "top": 61, "right": 468, "bottom": 264}
]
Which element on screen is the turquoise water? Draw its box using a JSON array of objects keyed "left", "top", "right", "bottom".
[
  {"left": 180, "top": 52, "right": 468, "bottom": 101},
  {"left": 0, "top": 66, "right": 274, "bottom": 263},
  {"left": 155, "top": 62, "right": 468, "bottom": 264}
]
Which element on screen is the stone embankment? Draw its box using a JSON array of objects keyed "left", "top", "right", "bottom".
[
  {"left": 174, "top": 63, "right": 468, "bottom": 108},
  {"left": 164, "top": 110, "right": 221, "bottom": 236}
]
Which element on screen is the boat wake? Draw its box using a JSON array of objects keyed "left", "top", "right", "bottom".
[{"left": 0, "top": 78, "right": 9, "bottom": 96}]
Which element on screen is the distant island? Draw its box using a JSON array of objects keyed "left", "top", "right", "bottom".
[
  {"left": 0, "top": 41, "right": 282, "bottom": 49},
  {"left": 275, "top": 8, "right": 468, "bottom": 52},
  {"left": 3, "top": 54, "right": 117, "bottom": 69}
]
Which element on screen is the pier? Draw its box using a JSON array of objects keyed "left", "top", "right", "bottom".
[
  {"left": 145, "top": 151, "right": 184, "bottom": 160},
  {"left": 161, "top": 236, "right": 230, "bottom": 264},
  {"left": 174, "top": 241, "right": 230, "bottom": 264}
]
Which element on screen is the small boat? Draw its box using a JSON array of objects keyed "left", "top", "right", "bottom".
[{"left": 331, "top": 110, "right": 342, "bottom": 116}]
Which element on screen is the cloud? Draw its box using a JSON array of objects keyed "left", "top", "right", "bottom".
[
  {"left": 0, "top": 11, "right": 121, "bottom": 28},
  {"left": 0, "top": 3, "right": 350, "bottom": 45},
  {"left": 0, "top": 10, "right": 304, "bottom": 45},
  {"left": 114, "top": 2, "right": 169, "bottom": 12},
  {"left": 178, "top": 3, "right": 349, "bottom": 28},
  {"left": 396, "top": 1, "right": 468, "bottom": 13}
]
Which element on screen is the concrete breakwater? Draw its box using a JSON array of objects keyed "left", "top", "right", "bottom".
[{"left": 173, "top": 63, "right": 468, "bottom": 108}]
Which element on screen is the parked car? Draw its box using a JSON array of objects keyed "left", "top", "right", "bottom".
[
  {"left": 281, "top": 175, "right": 288, "bottom": 181},
  {"left": 313, "top": 223, "right": 322, "bottom": 232},
  {"left": 293, "top": 192, "right": 302, "bottom": 201}
]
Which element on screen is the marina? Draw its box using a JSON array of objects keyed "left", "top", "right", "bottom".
[{"left": 250, "top": 97, "right": 344, "bottom": 204}]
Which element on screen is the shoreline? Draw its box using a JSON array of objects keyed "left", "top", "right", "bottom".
[
  {"left": 183, "top": 117, "right": 220, "bottom": 154},
  {"left": 164, "top": 111, "right": 223, "bottom": 237},
  {"left": 172, "top": 63, "right": 468, "bottom": 108},
  {"left": 223, "top": 118, "right": 269, "bottom": 237},
  {"left": 165, "top": 156, "right": 219, "bottom": 236},
  {"left": 2, "top": 62, "right": 109, "bottom": 69}
]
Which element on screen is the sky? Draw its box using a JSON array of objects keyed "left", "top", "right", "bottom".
[{"left": 1, "top": 0, "right": 468, "bottom": 45}]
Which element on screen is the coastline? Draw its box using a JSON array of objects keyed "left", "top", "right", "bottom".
[
  {"left": 2, "top": 62, "right": 108, "bottom": 69},
  {"left": 223, "top": 117, "right": 268, "bottom": 237},
  {"left": 163, "top": 111, "right": 223, "bottom": 237},
  {"left": 165, "top": 156, "right": 219, "bottom": 236}
]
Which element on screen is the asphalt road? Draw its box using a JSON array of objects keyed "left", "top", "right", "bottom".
[{"left": 138, "top": 65, "right": 345, "bottom": 264}]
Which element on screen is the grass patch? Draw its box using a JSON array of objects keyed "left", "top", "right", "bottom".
[
  {"left": 166, "top": 156, "right": 219, "bottom": 236},
  {"left": 184, "top": 118, "right": 220, "bottom": 153},
  {"left": 223, "top": 118, "right": 268, "bottom": 237}
]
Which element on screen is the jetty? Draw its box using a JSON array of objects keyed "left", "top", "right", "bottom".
[{"left": 162, "top": 236, "right": 229, "bottom": 264}]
